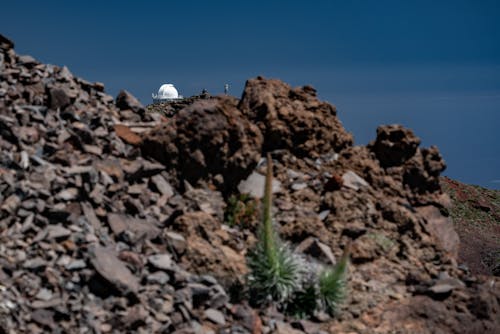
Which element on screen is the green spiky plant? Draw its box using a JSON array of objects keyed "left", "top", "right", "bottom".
[
  {"left": 318, "top": 242, "right": 350, "bottom": 315},
  {"left": 247, "top": 153, "right": 304, "bottom": 305},
  {"left": 245, "top": 153, "right": 350, "bottom": 316}
]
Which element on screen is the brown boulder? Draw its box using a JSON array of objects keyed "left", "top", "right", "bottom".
[
  {"left": 48, "top": 86, "right": 71, "bottom": 110},
  {"left": 402, "top": 147, "right": 446, "bottom": 194},
  {"left": 238, "top": 76, "right": 353, "bottom": 157},
  {"left": 116, "top": 89, "right": 144, "bottom": 113},
  {"left": 141, "top": 97, "right": 263, "bottom": 193},
  {"left": 370, "top": 124, "right": 421, "bottom": 167}
]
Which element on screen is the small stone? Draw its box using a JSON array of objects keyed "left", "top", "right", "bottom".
[
  {"left": 31, "top": 309, "right": 55, "bottom": 329},
  {"left": 45, "top": 224, "right": 72, "bottom": 240},
  {"left": 1, "top": 194, "right": 20, "bottom": 213},
  {"left": 204, "top": 308, "right": 226, "bottom": 325},
  {"left": 318, "top": 210, "right": 330, "bottom": 221},
  {"left": 209, "top": 288, "right": 229, "bottom": 309},
  {"left": 296, "top": 237, "right": 336, "bottom": 265},
  {"left": 23, "top": 257, "right": 47, "bottom": 269},
  {"left": 100, "top": 324, "right": 112, "bottom": 333},
  {"left": 151, "top": 174, "right": 174, "bottom": 198},
  {"left": 90, "top": 246, "right": 139, "bottom": 295},
  {"left": 164, "top": 231, "right": 187, "bottom": 256},
  {"left": 287, "top": 169, "right": 303, "bottom": 180},
  {"left": 147, "top": 271, "right": 170, "bottom": 285},
  {"left": 55, "top": 188, "right": 79, "bottom": 201},
  {"left": 428, "top": 283, "right": 455, "bottom": 295},
  {"left": 49, "top": 87, "right": 70, "bottom": 109},
  {"left": 342, "top": 171, "right": 369, "bottom": 191},
  {"left": 116, "top": 90, "right": 144, "bottom": 113},
  {"left": 20, "top": 150, "right": 30, "bottom": 169},
  {"left": 128, "top": 184, "right": 146, "bottom": 195},
  {"left": 107, "top": 213, "right": 161, "bottom": 242},
  {"left": 83, "top": 144, "right": 103, "bottom": 156},
  {"left": 148, "top": 254, "right": 173, "bottom": 271},
  {"left": 291, "top": 182, "right": 308, "bottom": 191},
  {"left": 35, "top": 288, "right": 53, "bottom": 301},
  {"left": 237, "top": 171, "right": 281, "bottom": 199},
  {"left": 18, "top": 54, "right": 37, "bottom": 65},
  {"left": 63, "top": 165, "right": 94, "bottom": 174},
  {"left": 428, "top": 277, "right": 464, "bottom": 296},
  {"left": 65, "top": 259, "right": 87, "bottom": 270}
]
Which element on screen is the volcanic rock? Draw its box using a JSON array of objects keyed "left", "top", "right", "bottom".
[
  {"left": 116, "top": 89, "right": 144, "bottom": 113},
  {"left": 90, "top": 246, "right": 140, "bottom": 296},
  {"left": 238, "top": 76, "right": 353, "bottom": 157},
  {"left": 371, "top": 124, "right": 421, "bottom": 167},
  {"left": 141, "top": 97, "right": 263, "bottom": 193}
]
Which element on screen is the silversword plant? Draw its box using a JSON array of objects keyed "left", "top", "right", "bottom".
[
  {"left": 246, "top": 153, "right": 350, "bottom": 316},
  {"left": 247, "top": 153, "right": 304, "bottom": 304}
]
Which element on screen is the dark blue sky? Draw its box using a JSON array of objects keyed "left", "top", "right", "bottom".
[{"left": 2, "top": 1, "right": 499, "bottom": 189}]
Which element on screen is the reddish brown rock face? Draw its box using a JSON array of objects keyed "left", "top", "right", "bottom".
[
  {"left": 238, "top": 76, "right": 353, "bottom": 157},
  {"left": 141, "top": 97, "right": 263, "bottom": 194},
  {"left": 371, "top": 124, "right": 421, "bottom": 167}
]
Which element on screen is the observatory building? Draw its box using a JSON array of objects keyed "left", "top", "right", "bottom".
[{"left": 152, "top": 83, "right": 182, "bottom": 103}]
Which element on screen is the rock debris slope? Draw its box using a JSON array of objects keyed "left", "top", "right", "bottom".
[{"left": 0, "top": 33, "right": 499, "bottom": 333}]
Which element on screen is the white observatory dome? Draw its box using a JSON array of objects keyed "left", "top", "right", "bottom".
[{"left": 157, "top": 84, "right": 179, "bottom": 99}]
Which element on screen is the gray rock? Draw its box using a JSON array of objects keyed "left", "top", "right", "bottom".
[
  {"left": 58, "top": 66, "right": 73, "bottom": 82},
  {"left": 107, "top": 213, "right": 161, "bottom": 242},
  {"left": 200, "top": 274, "right": 218, "bottom": 286},
  {"left": 49, "top": 86, "right": 71, "bottom": 109},
  {"left": 23, "top": 257, "right": 47, "bottom": 269},
  {"left": 151, "top": 174, "right": 174, "bottom": 198},
  {"left": 90, "top": 246, "right": 139, "bottom": 295},
  {"left": 1, "top": 194, "right": 20, "bottom": 213},
  {"left": 237, "top": 171, "right": 281, "bottom": 199},
  {"left": 428, "top": 277, "right": 465, "bottom": 296},
  {"left": 287, "top": 169, "right": 304, "bottom": 180},
  {"left": 146, "top": 271, "right": 170, "bottom": 285},
  {"left": 83, "top": 144, "right": 102, "bottom": 156},
  {"left": 209, "top": 285, "right": 229, "bottom": 309},
  {"left": 65, "top": 259, "right": 87, "bottom": 270},
  {"left": 165, "top": 231, "right": 187, "bottom": 255},
  {"left": 35, "top": 288, "right": 53, "bottom": 301},
  {"left": 428, "top": 283, "right": 455, "bottom": 295},
  {"left": 342, "top": 170, "right": 369, "bottom": 191},
  {"left": 204, "top": 308, "right": 226, "bottom": 325},
  {"left": 318, "top": 209, "right": 330, "bottom": 221},
  {"left": 18, "top": 55, "right": 37, "bottom": 66},
  {"left": 174, "top": 288, "right": 193, "bottom": 311},
  {"left": 148, "top": 254, "right": 173, "bottom": 271},
  {"left": 45, "top": 224, "right": 72, "bottom": 240},
  {"left": 296, "top": 237, "right": 336, "bottom": 265},
  {"left": 291, "top": 182, "right": 308, "bottom": 191},
  {"left": 116, "top": 90, "right": 144, "bottom": 113}
]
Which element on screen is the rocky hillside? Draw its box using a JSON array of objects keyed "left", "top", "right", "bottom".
[
  {"left": 441, "top": 177, "right": 500, "bottom": 276},
  {"left": 0, "top": 33, "right": 499, "bottom": 334}
]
